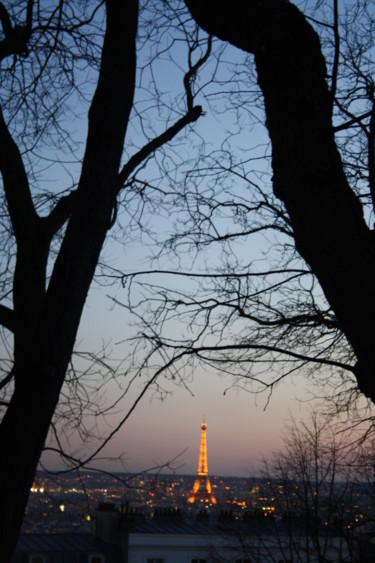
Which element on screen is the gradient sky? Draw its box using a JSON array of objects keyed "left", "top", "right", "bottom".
[
  {"left": 38, "top": 0, "right": 340, "bottom": 478},
  {"left": 105, "top": 375, "right": 310, "bottom": 477},
  {"left": 42, "top": 275, "right": 322, "bottom": 477}
]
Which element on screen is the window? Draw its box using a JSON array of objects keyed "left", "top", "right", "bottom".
[
  {"left": 191, "top": 560, "right": 207, "bottom": 563},
  {"left": 147, "top": 559, "right": 164, "bottom": 563}
]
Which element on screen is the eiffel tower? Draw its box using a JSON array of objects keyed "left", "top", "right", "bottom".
[{"left": 188, "top": 420, "right": 217, "bottom": 505}]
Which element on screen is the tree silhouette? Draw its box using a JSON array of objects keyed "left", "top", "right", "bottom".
[
  {"left": 182, "top": 0, "right": 375, "bottom": 400},
  {"left": 210, "top": 413, "right": 374, "bottom": 562},
  {"left": 2, "top": 0, "right": 375, "bottom": 559},
  {"left": 111, "top": 0, "right": 375, "bottom": 424},
  {"left": 0, "top": 1, "right": 211, "bottom": 558}
]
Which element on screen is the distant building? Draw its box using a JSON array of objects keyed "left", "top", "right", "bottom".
[
  {"left": 93, "top": 502, "right": 357, "bottom": 562},
  {"left": 13, "top": 532, "right": 123, "bottom": 562},
  {"left": 187, "top": 420, "right": 217, "bottom": 505},
  {"left": 14, "top": 501, "right": 371, "bottom": 562}
]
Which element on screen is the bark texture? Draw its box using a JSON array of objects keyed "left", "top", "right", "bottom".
[{"left": 185, "top": 0, "right": 375, "bottom": 400}]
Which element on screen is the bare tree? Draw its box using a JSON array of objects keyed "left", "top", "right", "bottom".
[
  {"left": 261, "top": 413, "right": 366, "bottom": 562},
  {"left": 108, "top": 0, "right": 375, "bottom": 419},
  {"left": 0, "top": 1, "right": 216, "bottom": 559},
  {"left": 2, "top": 0, "right": 375, "bottom": 558},
  {"left": 181, "top": 0, "right": 375, "bottom": 400},
  {"left": 209, "top": 412, "right": 374, "bottom": 562}
]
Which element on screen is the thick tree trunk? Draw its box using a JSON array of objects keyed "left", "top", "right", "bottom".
[
  {"left": 0, "top": 368, "right": 65, "bottom": 560},
  {"left": 185, "top": 0, "right": 375, "bottom": 400},
  {"left": 0, "top": 1, "right": 138, "bottom": 560}
]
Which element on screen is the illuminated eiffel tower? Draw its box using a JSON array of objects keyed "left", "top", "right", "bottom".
[{"left": 188, "top": 420, "right": 217, "bottom": 505}]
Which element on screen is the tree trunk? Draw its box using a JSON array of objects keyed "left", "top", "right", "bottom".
[
  {"left": 0, "top": 1, "right": 138, "bottom": 559},
  {"left": 185, "top": 0, "right": 375, "bottom": 400},
  {"left": 0, "top": 368, "right": 65, "bottom": 560}
]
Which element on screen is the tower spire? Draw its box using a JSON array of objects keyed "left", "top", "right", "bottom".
[{"left": 188, "top": 420, "right": 217, "bottom": 505}]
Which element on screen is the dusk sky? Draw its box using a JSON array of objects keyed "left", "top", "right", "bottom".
[
  {"left": 103, "top": 374, "right": 311, "bottom": 477},
  {"left": 37, "top": 0, "right": 361, "bottom": 478},
  {"left": 42, "top": 222, "right": 324, "bottom": 477},
  {"left": 4, "top": 3, "right": 375, "bottom": 562},
  {"left": 44, "top": 287, "right": 317, "bottom": 477}
]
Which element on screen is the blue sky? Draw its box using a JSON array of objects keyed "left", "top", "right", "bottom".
[{"left": 35, "top": 0, "right": 363, "bottom": 477}]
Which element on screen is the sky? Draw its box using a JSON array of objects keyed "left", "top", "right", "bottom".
[
  {"left": 13, "top": 0, "right": 360, "bottom": 478},
  {"left": 102, "top": 374, "right": 310, "bottom": 477},
  {"left": 43, "top": 257, "right": 322, "bottom": 478}
]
